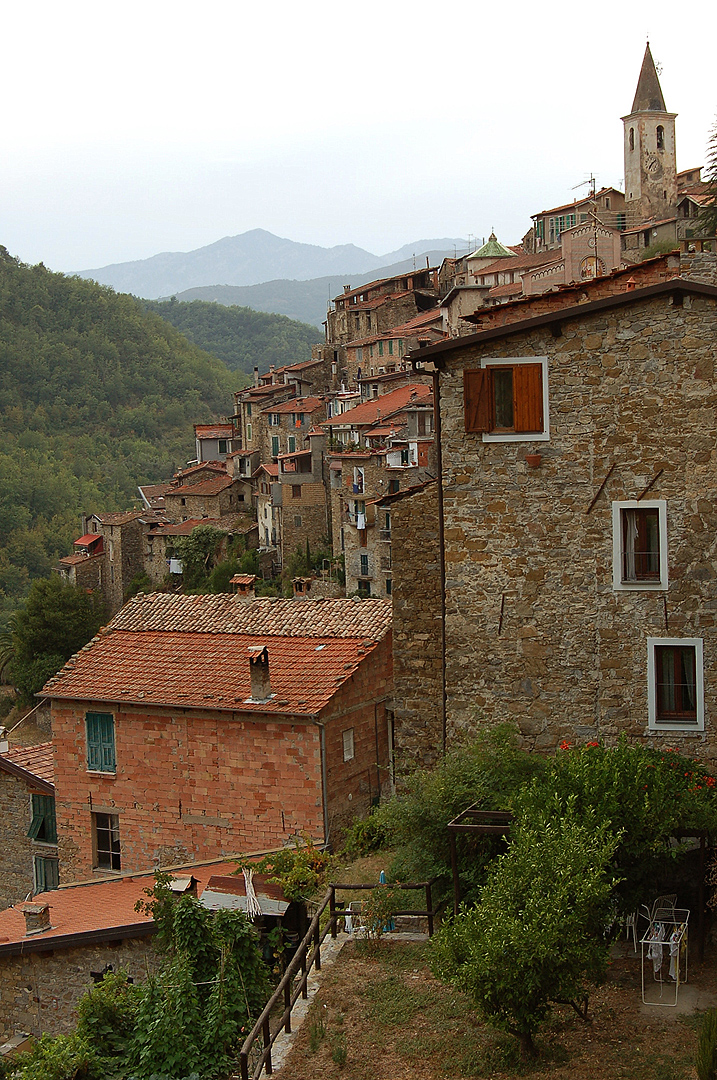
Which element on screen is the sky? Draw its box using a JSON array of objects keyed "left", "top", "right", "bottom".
[{"left": 3, "top": 0, "right": 716, "bottom": 274}]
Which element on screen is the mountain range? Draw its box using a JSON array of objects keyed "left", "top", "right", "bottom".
[{"left": 77, "top": 229, "right": 469, "bottom": 311}]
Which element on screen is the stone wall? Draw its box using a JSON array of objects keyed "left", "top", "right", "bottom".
[
  {"left": 0, "top": 774, "right": 34, "bottom": 910},
  {"left": 438, "top": 288, "right": 717, "bottom": 764},
  {"left": 280, "top": 482, "right": 329, "bottom": 567},
  {"left": 388, "top": 483, "right": 444, "bottom": 776},
  {"left": 0, "top": 936, "right": 159, "bottom": 1039}
]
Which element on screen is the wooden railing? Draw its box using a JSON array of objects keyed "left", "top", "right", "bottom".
[{"left": 239, "top": 879, "right": 439, "bottom": 1079}]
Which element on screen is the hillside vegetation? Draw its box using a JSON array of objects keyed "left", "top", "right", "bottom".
[
  {"left": 144, "top": 297, "right": 322, "bottom": 376},
  {"left": 0, "top": 247, "right": 243, "bottom": 625}
]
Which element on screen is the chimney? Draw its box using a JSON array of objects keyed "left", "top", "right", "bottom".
[
  {"left": 292, "top": 576, "right": 312, "bottom": 600},
  {"left": 253, "top": 366, "right": 259, "bottom": 387},
  {"left": 625, "top": 276, "right": 637, "bottom": 291},
  {"left": 231, "top": 574, "right": 256, "bottom": 603},
  {"left": 249, "top": 646, "right": 271, "bottom": 700},
  {"left": 21, "top": 903, "right": 51, "bottom": 936},
  {"left": 270, "top": 365, "right": 276, "bottom": 384}
]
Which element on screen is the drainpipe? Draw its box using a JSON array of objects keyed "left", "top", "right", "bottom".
[
  {"left": 314, "top": 718, "right": 330, "bottom": 845},
  {"left": 432, "top": 366, "right": 448, "bottom": 756}
]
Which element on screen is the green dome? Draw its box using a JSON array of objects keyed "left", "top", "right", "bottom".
[{"left": 468, "top": 232, "right": 516, "bottom": 260}]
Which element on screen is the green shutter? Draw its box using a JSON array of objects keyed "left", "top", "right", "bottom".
[
  {"left": 87, "top": 713, "right": 115, "bottom": 772},
  {"left": 28, "top": 795, "right": 57, "bottom": 843}
]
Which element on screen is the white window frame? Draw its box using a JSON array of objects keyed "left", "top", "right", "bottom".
[
  {"left": 647, "top": 637, "right": 704, "bottom": 732},
  {"left": 342, "top": 728, "right": 355, "bottom": 762},
  {"left": 479, "top": 356, "right": 550, "bottom": 443},
  {"left": 612, "top": 500, "right": 668, "bottom": 592}
]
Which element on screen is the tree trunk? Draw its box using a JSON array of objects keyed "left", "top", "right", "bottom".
[{"left": 519, "top": 1031, "right": 537, "bottom": 1059}]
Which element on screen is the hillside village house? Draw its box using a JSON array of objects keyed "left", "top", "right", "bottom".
[
  {"left": 0, "top": 744, "right": 57, "bottom": 909},
  {"left": 391, "top": 263, "right": 717, "bottom": 772},
  {"left": 41, "top": 594, "right": 392, "bottom": 883}
]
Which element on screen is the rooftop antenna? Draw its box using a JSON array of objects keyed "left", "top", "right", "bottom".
[
  {"left": 412, "top": 253, "right": 416, "bottom": 270},
  {"left": 571, "top": 174, "right": 601, "bottom": 279}
]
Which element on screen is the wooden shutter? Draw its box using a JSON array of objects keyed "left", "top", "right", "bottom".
[
  {"left": 87, "top": 712, "right": 115, "bottom": 772},
  {"left": 463, "top": 369, "right": 492, "bottom": 433},
  {"left": 513, "top": 364, "right": 544, "bottom": 433}
]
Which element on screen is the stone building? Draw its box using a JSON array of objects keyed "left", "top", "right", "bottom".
[
  {"left": 194, "top": 422, "right": 239, "bottom": 463},
  {"left": 254, "top": 462, "right": 280, "bottom": 552},
  {"left": 277, "top": 431, "right": 331, "bottom": 568},
  {"left": 42, "top": 594, "right": 392, "bottom": 882},
  {"left": 0, "top": 744, "right": 57, "bottom": 909},
  {"left": 325, "top": 268, "right": 440, "bottom": 348},
  {"left": 259, "top": 396, "right": 326, "bottom": 463},
  {"left": 399, "top": 270, "right": 717, "bottom": 770},
  {"left": 163, "top": 473, "right": 248, "bottom": 522}
]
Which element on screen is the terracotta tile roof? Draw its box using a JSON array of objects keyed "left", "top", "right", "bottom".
[
  {"left": 105, "top": 593, "right": 391, "bottom": 638},
  {"left": 75, "top": 534, "right": 103, "bottom": 548},
  {"left": 59, "top": 553, "right": 96, "bottom": 567},
  {"left": 194, "top": 424, "right": 234, "bottom": 439},
  {"left": 229, "top": 574, "right": 257, "bottom": 586},
  {"left": 166, "top": 475, "right": 237, "bottom": 497},
  {"left": 175, "top": 462, "right": 228, "bottom": 480},
  {"left": 261, "top": 397, "right": 324, "bottom": 416},
  {"left": 489, "top": 282, "right": 524, "bottom": 298},
  {"left": 1, "top": 742, "right": 54, "bottom": 785},
  {"left": 253, "top": 463, "right": 279, "bottom": 478},
  {"left": 476, "top": 250, "right": 558, "bottom": 277},
  {"left": 0, "top": 860, "right": 243, "bottom": 954},
  {"left": 621, "top": 218, "right": 678, "bottom": 235},
  {"left": 42, "top": 630, "right": 386, "bottom": 714},
  {"left": 139, "top": 483, "right": 174, "bottom": 508},
  {"left": 534, "top": 186, "right": 622, "bottom": 217},
  {"left": 322, "top": 383, "right": 432, "bottom": 428},
  {"left": 90, "top": 511, "right": 144, "bottom": 525},
  {"left": 273, "top": 359, "right": 323, "bottom": 374}
]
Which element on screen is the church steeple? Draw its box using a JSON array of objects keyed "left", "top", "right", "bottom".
[
  {"left": 631, "top": 43, "right": 667, "bottom": 113},
  {"left": 622, "top": 44, "right": 677, "bottom": 222}
]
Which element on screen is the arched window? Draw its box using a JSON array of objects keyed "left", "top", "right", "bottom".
[
  {"left": 656, "top": 125, "right": 664, "bottom": 150},
  {"left": 629, "top": 128, "right": 635, "bottom": 151}
]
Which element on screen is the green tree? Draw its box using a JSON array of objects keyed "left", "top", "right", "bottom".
[
  {"left": 171, "top": 526, "right": 226, "bottom": 590},
  {"left": 699, "top": 119, "right": 717, "bottom": 237},
  {"left": 431, "top": 812, "right": 619, "bottom": 1058},
  {"left": 9, "top": 577, "right": 107, "bottom": 700}
]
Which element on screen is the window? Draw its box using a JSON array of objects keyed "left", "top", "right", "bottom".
[
  {"left": 28, "top": 794, "right": 57, "bottom": 843},
  {"left": 629, "top": 127, "right": 635, "bottom": 151},
  {"left": 342, "top": 728, "right": 355, "bottom": 762},
  {"left": 357, "top": 580, "right": 371, "bottom": 596},
  {"left": 288, "top": 435, "right": 296, "bottom": 453},
  {"left": 271, "top": 436, "right": 279, "bottom": 458},
  {"left": 93, "top": 812, "right": 121, "bottom": 871},
  {"left": 648, "top": 639, "right": 703, "bottom": 731},
  {"left": 389, "top": 478, "right": 399, "bottom": 493},
  {"left": 360, "top": 553, "right": 369, "bottom": 576},
  {"left": 385, "top": 577, "right": 392, "bottom": 595},
  {"left": 400, "top": 447, "right": 409, "bottom": 465},
  {"left": 294, "top": 514, "right": 302, "bottom": 527},
  {"left": 218, "top": 439, "right": 228, "bottom": 454},
  {"left": 247, "top": 424, "right": 252, "bottom": 442},
  {"left": 464, "top": 358, "right": 549, "bottom": 442},
  {"left": 656, "top": 125, "right": 664, "bottom": 150},
  {"left": 246, "top": 403, "right": 252, "bottom": 417},
  {"left": 378, "top": 340, "right": 384, "bottom": 357},
  {"left": 34, "top": 856, "right": 59, "bottom": 893},
  {"left": 292, "top": 484, "right": 301, "bottom": 498},
  {"left": 612, "top": 501, "right": 667, "bottom": 591},
  {"left": 86, "top": 713, "right": 116, "bottom": 773}
]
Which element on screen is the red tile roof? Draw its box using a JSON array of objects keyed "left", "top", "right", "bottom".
[
  {"left": 534, "top": 187, "right": 622, "bottom": 217},
  {"left": 41, "top": 595, "right": 391, "bottom": 715},
  {"left": 59, "top": 553, "right": 97, "bottom": 567},
  {"left": 253, "top": 463, "right": 279, "bottom": 478},
  {"left": 166, "top": 475, "right": 237, "bottom": 497},
  {"left": 90, "top": 511, "right": 144, "bottom": 525},
  {"left": 194, "top": 424, "right": 234, "bottom": 439},
  {"left": 1, "top": 742, "right": 54, "bottom": 786},
  {"left": 0, "top": 860, "right": 243, "bottom": 954},
  {"left": 75, "top": 534, "right": 103, "bottom": 548},
  {"left": 322, "top": 383, "right": 432, "bottom": 428},
  {"left": 489, "top": 282, "right": 524, "bottom": 298},
  {"left": 261, "top": 396, "right": 324, "bottom": 416}
]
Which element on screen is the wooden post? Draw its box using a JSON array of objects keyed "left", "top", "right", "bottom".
[
  {"left": 450, "top": 832, "right": 460, "bottom": 916},
  {"left": 330, "top": 885, "right": 337, "bottom": 939},
  {"left": 300, "top": 950, "right": 308, "bottom": 997},
  {"left": 263, "top": 1017, "right": 272, "bottom": 1075},
  {"left": 314, "top": 918, "right": 321, "bottom": 971},
  {"left": 284, "top": 979, "right": 292, "bottom": 1033},
  {"left": 426, "top": 882, "right": 434, "bottom": 937}
]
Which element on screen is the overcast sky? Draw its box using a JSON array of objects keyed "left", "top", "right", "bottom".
[{"left": 3, "top": 0, "right": 716, "bottom": 273}]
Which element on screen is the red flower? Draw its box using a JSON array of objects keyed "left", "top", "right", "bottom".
[
  {"left": 707, "top": 777, "right": 716, "bottom": 787},
  {"left": 559, "top": 740, "right": 571, "bottom": 751},
  {"left": 586, "top": 741, "right": 600, "bottom": 747}
]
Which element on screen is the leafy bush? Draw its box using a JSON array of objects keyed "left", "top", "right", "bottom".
[
  {"left": 238, "top": 836, "right": 330, "bottom": 902},
  {"left": 431, "top": 811, "right": 619, "bottom": 1059},
  {"left": 516, "top": 738, "right": 717, "bottom": 913},
  {"left": 360, "top": 885, "right": 398, "bottom": 949},
  {"left": 11, "top": 1033, "right": 103, "bottom": 1080},
  {"left": 697, "top": 1007, "right": 717, "bottom": 1080},
  {"left": 369, "top": 726, "right": 545, "bottom": 903},
  {"left": 342, "top": 810, "right": 388, "bottom": 860},
  {"left": 76, "top": 970, "right": 141, "bottom": 1061}
]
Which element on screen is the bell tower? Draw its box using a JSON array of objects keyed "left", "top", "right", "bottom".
[{"left": 622, "top": 44, "right": 677, "bottom": 222}]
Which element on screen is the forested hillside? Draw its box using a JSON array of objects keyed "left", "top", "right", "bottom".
[
  {"left": 0, "top": 248, "right": 243, "bottom": 625},
  {"left": 143, "top": 298, "right": 322, "bottom": 376}
]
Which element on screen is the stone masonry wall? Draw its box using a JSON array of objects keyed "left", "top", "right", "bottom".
[
  {"left": 388, "top": 483, "right": 444, "bottom": 777},
  {"left": 0, "top": 937, "right": 159, "bottom": 1039},
  {"left": 280, "top": 482, "right": 329, "bottom": 567},
  {"left": 0, "top": 775, "right": 34, "bottom": 911},
  {"left": 439, "top": 290, "right": 717, "bottom": 765}
]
